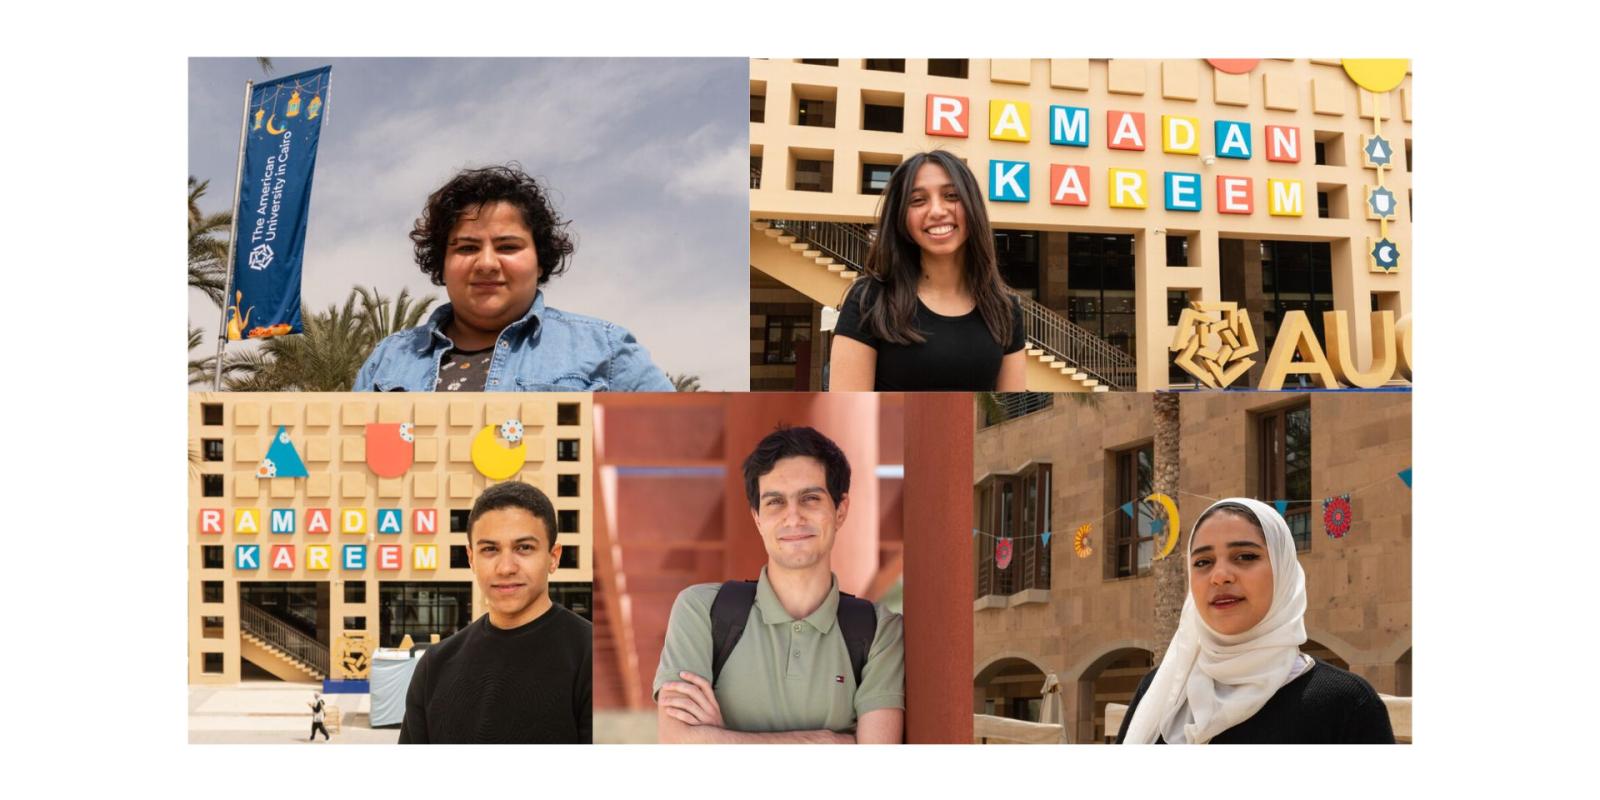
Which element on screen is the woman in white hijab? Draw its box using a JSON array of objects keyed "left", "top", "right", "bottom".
[{"left": 1116, "top": 498, "right": 1394, "bottom": 744}]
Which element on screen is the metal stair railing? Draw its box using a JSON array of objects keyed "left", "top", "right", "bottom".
[
  {"left": 1017, "top": 295, "right": 1136, "bottom": 390},
  {"left": 760, "top": 215, "right": 1136, "bottom": 390},
  {"left": 240, "top": 600, "right": 329, "bottom": 677}
]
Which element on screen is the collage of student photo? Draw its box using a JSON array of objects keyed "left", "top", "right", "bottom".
[{"left": 187, "top": 57, "right": 1411, "bottom": 747}]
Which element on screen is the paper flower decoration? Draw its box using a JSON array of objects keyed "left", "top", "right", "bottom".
[
  {"left": 996, "top": 538, "right": 1013, "bottom": 570},
  {"left": 1323, "top": 494, "right": 1353, "bottom": 539},
  {"left": 277, "top": 430, "right": 292, "bottom": 445},
  {"left": 256, "top": 458, "right": 277, "bottom": 479},
  {"left": 1074, "top": 523, "right": 1093, "bottom": 559},
  {"left": 398, "top": 422, "right": 415, "bottom": 443},
  {"left": 499, "top": 419, "right": 524, "bottom": 444}
]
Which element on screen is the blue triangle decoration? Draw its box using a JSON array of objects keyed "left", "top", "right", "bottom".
[
  {"left": 1398, "top": 468, "right": 1412, "bottom": 489},
  {"left": 1042, "top": 530, "right": 1052, "bottom": 547},
  {"left": 1274, "top": 499, "right": 1290, "bottom": 517},
  {"left": 972, "top": 528, "right": 980, "bottom": 538},
  {"left": 1120, "top": 501, "right": 1135, "bottom": 519},
  {"left": 260, "top": 425, "right": 309, "bottom": 478}
]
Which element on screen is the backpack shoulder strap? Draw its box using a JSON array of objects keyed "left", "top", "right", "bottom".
[
  {"left": 709, "top": 580, "right": 758, "bottom": 686},
  {"left": 835, "top": 593, "right": 878, "bottom": 688}
]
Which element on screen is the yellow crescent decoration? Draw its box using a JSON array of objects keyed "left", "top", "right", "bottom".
[
  {"left": 1341, "top": 59, "right": 1409, "bottom": 93},
  {"left": 1146, "top": 493, "right": 1181, "bottom": 560},
  {"left": 265, "top": 115, "right": 286, "bottom": 135},
  {"left": 470, "top": 424, "right": 526, "bottom": 479}
]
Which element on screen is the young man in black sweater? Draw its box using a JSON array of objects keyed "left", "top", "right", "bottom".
[{"left": 399, "top": 481, "right": 592, "bottom": 744}]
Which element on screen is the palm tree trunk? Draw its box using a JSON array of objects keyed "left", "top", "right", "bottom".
[{"left": 1151, "top": 392, "right": 1183, "bottom": 664}]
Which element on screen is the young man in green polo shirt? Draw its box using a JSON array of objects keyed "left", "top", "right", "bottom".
[{"left": 654, "top": 426, "right": 905, "bottom": 744}]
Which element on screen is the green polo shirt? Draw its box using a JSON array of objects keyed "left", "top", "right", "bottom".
[{"left": 652, "top": 568, "right": 905, "bottom": 734}]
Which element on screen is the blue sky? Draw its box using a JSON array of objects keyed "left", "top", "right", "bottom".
[{"left": 189, "top": 57, "right": 748, "bottom": 389}]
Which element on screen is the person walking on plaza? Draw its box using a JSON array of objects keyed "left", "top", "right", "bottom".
[{"left": 308, "top": 692, "right": 331, "bottom": 742}]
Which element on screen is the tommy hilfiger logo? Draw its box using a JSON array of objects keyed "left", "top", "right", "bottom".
[{"left": 835, "top": 675, "right": 845, "bottom": 684}]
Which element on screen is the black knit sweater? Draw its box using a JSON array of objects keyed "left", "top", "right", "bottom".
[
  {"left": 398, "top": 604, "right": 592, "bottom": 744},
  {"left": 1115, "top": 659, "right": 1395, "bottom": 744}
]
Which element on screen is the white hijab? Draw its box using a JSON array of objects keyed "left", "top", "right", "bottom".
[{"left": 1123, "top": 497, "right": 1307, "bottom": 744}]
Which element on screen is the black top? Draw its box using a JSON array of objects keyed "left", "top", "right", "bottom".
[
  {"left": 434, "top": 346, "right": 493, "bottom": 391},
  {"left": 832, "top": 280, "right": 1026, "bottom": 391},
  {"left": 1114, "top": 659, "right": 1395, "bottom": 744},
  {"left": 398, "top": 604, "right": 593, "bottom": 744}
]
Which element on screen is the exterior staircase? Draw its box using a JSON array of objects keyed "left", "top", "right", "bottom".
[
  {"left": 750, "top": 218, "right": 1135, "bottom": 392},
  {"left": 240, "top": 600, "right": 327, "bottom": 682}
]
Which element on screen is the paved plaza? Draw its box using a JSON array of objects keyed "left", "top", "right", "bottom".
[{"left": 189, "top": 681, "right": 399, "bottom": 744}]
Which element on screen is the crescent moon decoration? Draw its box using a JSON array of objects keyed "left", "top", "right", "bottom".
[
  {"left": 1206, "top": 59, "right": 1260, "bottom": 75},
  {"left": 1146, "top": 493, "right": 1181, "bottom": 560},
  {"left": 1073, "top": 523, "right": 1094, "bottom": 559},
  {"left": 265, "top": 115, "right": 285, "bottom": 135},
  {"left": 1341, "top": 59, "right": 1409, "bottom": 93},
  {"left": 471, "top": 422, "right": 527, "bottom": 480}
]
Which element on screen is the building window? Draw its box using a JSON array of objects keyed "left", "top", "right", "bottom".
[
  {"left": 864, "top": 59, "right": 905, "bottom": 72},
  {"left": 203, "top": 652, "right": 224, "bottom": 674},
  {"left": 860, "top": 163, "right": 895, "bottom": 196},
  {"left": 550, "top": 583, "right": 593, "bottom": 619},
  {"left": 1109, "top": 444, "right": 1156, "bottom": 579},
  {"left": 449, "top": 545, "right": 470, "bottom": 569},
  {"left": 202, "top": 403, "right": 224, "bottom": 426},
  {"left": 994, "top": 230, "right": 1040, "bottom": 296},
  {"left": 928, "top": 59, "right": 969, "bottom": 79},
  {"left": 1257, "top": 404, "right": 1312, "bottom": 550},
  {"left": 1313, "top": 131, "right": 1345, "bottom": 166},
  {"left": 378, "top": 582, "right": 473, "bottom": 648},
  {"left": 344, "top": 580, "right": 367, "bottom": 604},
  {"left": 557, "top": 403, "right": 580, "bottom": 426},
  {"left": 202, "top": 616, "right": 224, "bottom": 639},
  {"left": 862, "top": 103, "right": 903, "bottom": 133},
  {"left": 800, "top": 59, "right": 838, "bottom": 67},
  {"left": 760, "top": 314, "right": 812, "bottom": 365},
  {"left": 796, "top": 97, "right": 835, "bottom": 128},
  {"left": 1260, "top": 241, "right": 1334, "bottom": 360},
  {"left": 792, "top": 156, "right": 834, "bottom": 193},
  {"left": 557, "top": 439, "right": 580, "bottom": 462},
  {"left": 1404, "top": 139, "right": 1412, "bottom": 172},
  {"left": 1166, "top": 234, "right": 1189, "bottom": 267},
  {"left": 202, "top": 439, "right": 224, "bottom": 461},
  {"left": 202, "top": 545, "right": 224, "bottom": 569},
  {"left": 240, "top": 583, "right": 320, "bottom": 639},
  {"left": 750, "top": 153, "right": 763, "bottom": 189},
  {"left": 1166, "top": 290, "right": 1195, "bottom": 326},
  {"left": 559, "top": 546, "right": 580, "bottom": 569},
  {"left": 750, "top": 92, "right": 765, "bottom": 124},
  {"left": 202, "top": 581, "right": 225, "bottom": 603},
  {"left": 449, "top": 509, "right": 471, "bottom": 533},
  {"left": 1067, "top": 233, "right": 1137, "bottom": 358},
  {"left": 202, "top": 474, "right": 224, "bottom": 497},
  {"left": 558, "top": 509, "right": 579, "bottom": 534},
  {"left": 974, "top": 464, "right": 1052, "bottom": 599},
  {"left": 343, "top": 616, "right": 367, "bottom": 630},
  {"left": 557, "top": 474, "right": 580, "bottom": 497}
]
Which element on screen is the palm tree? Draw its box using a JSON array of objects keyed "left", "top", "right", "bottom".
[
  {"left": 356, "top": 286, "right": 437, "bottom": 343},
  {"left": 256, "top": 58, "right": 275, "bottom": 75},
  {"left": 1150, "top": 392, "right": 1183, "bottom": 664},
  {"left": 189, "top": 176, "right": 231, "bottom": 308},
  {"left": 667, "top": 372, "right": 702, "bottom": 392},
  {"left": 224, "top": 291, "right": 371, "bottom": 391}
]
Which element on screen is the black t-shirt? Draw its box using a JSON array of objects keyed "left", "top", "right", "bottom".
[
  {"left": 398, "top": 604, "right": 593, "bottom": 744},
  {"left": 1114, "top": 660, "right": 1396, "bottom": 744},
  {"left": 832, "top": 280, "right": 1026, "bottom": 391},
  {"left": 434, "top": 346, "right": 493, "bottom": 391}
]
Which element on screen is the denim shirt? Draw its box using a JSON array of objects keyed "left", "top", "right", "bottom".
[{"left": 352, "top": 291, "right": 674, "bottom": 392}]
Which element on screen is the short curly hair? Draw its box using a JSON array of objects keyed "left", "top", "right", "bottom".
[{"left": 410, "top": 164, "right": 575, "bottom": 286}]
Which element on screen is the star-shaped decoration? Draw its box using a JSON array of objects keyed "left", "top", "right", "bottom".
[
  {"left": 1364, "top": 134, "right": 1394, "bottom": 167},
  {"left": 1367, "top": 186, "right": 1397, "bottom": 218},
  {"left": 1371, "top": 238, "right": 1400, "bottom": 270}
]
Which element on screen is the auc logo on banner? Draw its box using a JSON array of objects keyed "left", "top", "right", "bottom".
[{"left": 226, "top": 65, "right": 332, "bottom": 342}]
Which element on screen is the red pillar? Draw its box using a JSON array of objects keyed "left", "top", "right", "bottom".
[{"left": 902, "top": 393, "right": 975, "bottom": 744}]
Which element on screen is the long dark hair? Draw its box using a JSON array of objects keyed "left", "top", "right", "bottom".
[{"left": 849, "top": 151, "right": 1014, "bottom": 347}]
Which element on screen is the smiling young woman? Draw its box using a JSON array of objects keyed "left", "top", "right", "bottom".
[
  {"left": 1116, "top": 498, "right": 1395, "bottom": 744},
  {"left": 828, "top": 151, "right": 1026, "bottom": 392}
]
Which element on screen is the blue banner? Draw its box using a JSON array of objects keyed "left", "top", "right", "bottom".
[{"left": 226, "top": 66, "right": 331, "bottom": 341}]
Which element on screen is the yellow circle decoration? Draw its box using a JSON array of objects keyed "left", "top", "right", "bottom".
[
  {"left": 1146, "top": 493, "right": 1181, "bottom": 560},
  {"left": 1073, "top": 523, "right": 1094, "bottom": 559},
  {"left": 1341, "top": 59, "right": 1409, "bottom": 93},
  {"left": 470, "top": 423, "right": 527, "bottom": 480}
]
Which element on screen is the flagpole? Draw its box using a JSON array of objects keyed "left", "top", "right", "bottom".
[{"left": 212, "top": 79, "right": 254, "bottom": 391}]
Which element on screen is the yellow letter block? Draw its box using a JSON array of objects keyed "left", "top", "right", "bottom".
[
  {"left": 307, "top": 545, "right": 332, "bottom": 571},
  {"left": 1109, "top": 168, "right": 1147, "bottom": 209},
  {"left": 341, "top": 507, "right": 368, "bottom": 535},
  {"left": 988, "top": 99, "right": 1031, "bottom": 141},
  {"left": 413, "top": 544, "right": 438, "bottom": 571},
  {"left": 234, "top": 508, "right": 260, "bottom": 534},
  {"left": 1161, "top": 115, "right": 1200, "bottom": 155},
  {"left": 1268, "top": 179, "right": 1303, "bottom": 217}
]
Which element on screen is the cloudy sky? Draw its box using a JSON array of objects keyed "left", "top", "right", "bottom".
[{"left": 189, "top": 57, "right": 749, "bottom": 390}]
